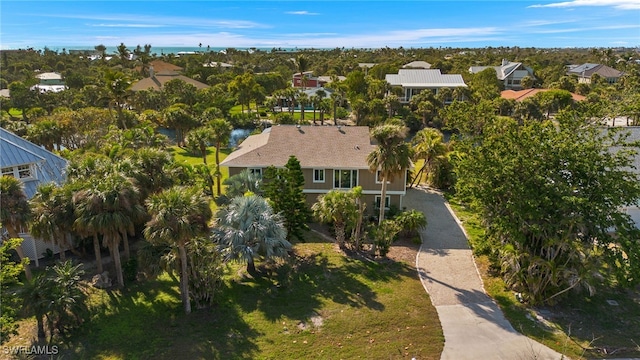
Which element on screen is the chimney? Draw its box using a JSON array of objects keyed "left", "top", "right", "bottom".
[
  {"left": 149, "top": 65, "right": 155, "bottom": 78},
  {"left": 502, "top": 59, "right": 509, "bottom": 66}
]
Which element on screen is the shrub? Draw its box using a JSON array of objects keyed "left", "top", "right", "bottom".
[
  {"left": 395, "top": 209, "right": 427, "bottom": 238},
  {"left": 372, "top": 219, "right": 401, "bottom": 257}
]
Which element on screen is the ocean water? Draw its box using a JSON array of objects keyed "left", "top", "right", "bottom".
[{"left": 33, "top": 46, "right": 302, "bottom": 54}]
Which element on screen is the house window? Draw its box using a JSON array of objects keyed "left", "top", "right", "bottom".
[
  {"left": 334, "top": 169, "right": 358, "bottom": 189},
  {"left": 313, "top": 169, "right": 325, "bottom": 183},
  {"left": 375, "top": 170, "right": 391, "bottom": 184},
  {"left": 1, "top": 164, "right": 35, "bottom": 180},
  {"left": 1, "top": 167, "right": 14, "bottom": 177},
  {"left": 248, "top": 168, "right": 262, "bottom": 177},
  {"left": 17, "top": 165, "right": 32, "bottom": 179},
  {"left": 375, "top": 195, "right": 391, "bottom": 210}
]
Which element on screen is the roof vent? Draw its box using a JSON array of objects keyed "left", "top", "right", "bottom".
[{"left": 354, "top": 145, "right": 360, "bottom": 150}]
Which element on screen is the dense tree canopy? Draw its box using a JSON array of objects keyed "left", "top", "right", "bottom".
[{"left": 456, "top": 113, "right": 640, "bottom": 304}]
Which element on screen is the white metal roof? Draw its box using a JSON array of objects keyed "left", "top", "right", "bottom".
[{"left": 385, "top": 69, "right": 467, "bottom": 88}]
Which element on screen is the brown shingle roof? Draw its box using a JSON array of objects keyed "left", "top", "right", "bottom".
[
  {"left": 501, "top": 88, "right": 585, "bottom": 102},
  {"left": 131, "top": 73, "right": 209, "bottom": 91},
  {"left": 221, "top": 125, "right": 376, "bottom": 169}
]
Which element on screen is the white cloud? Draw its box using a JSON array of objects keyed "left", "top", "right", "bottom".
[
  {"left": 285, "top": 11, "right": 320, "bottom": 15},
  {"left": 29, "top": 13, "right": 268, "bottom": 29},
  {"left": 90, "top": 24, "right": 164, "bottom": 28},
  {"left": 531, "top": 23, "right": 640, "bottom": 33},
  {"left": 528, "top": 0, "right": 640, "bottom": 10}
]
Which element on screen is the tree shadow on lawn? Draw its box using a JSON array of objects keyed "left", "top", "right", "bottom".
[
  {"left": 66, "top": 275, "right": 260, "bottom": 360},
  {"left": 226, "top": 250, "right": 417, "bottom": 323}
]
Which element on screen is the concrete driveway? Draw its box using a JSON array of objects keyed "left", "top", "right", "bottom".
[{"left": 403, "top": 186, "right": 564, "bottom": 360}]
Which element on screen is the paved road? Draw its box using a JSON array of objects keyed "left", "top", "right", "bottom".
[{"left": 403, "top": 187, "right": 564, "bottom": 360}]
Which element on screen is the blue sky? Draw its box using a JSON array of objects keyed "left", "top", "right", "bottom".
[{"left": 1, "top": 1, "right": 639, "bottom": 50}]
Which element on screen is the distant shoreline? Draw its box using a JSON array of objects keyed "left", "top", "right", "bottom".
[{"left": 0, "top": 46, "right": 321, "bottom": 54}]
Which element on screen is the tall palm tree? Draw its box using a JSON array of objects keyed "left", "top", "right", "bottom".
[
  {"left": 74, "top": 173, "right": 143, "bottom": 286},
  {"left": 30, "top": 184, "right": 74, "bottom": 261},
  {"left": 104, "top": 70, "right": 132, "bottom": 130},
  {"left": 144, "top": 186, "right": 212, "bottom": 314},
  {"left": 209, "top": 118, "right": 233, "bottom": 196},
  {"left": 0, "top": 176, "right": 33, "bottom": 280},
  {"left": 330, "top": 91, "right": 342, "bottom": 125},
  {"left": 367, "top": 124, "right": 412, "bottom": 225},
  {"left": 297, "top": 92, "right": 309, "bottom": 122},
  {"left": 215, "top": 195, "right": 290, "bottom": 276},
  {"left": 410, "top": 128, "right": 448, "bottom": 188},
  {"left": 294, "top": 55, "right": 310, "bottom": 91}
]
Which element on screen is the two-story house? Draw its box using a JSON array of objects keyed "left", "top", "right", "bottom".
[
  {"left": 469, "top": 59, "right": 536, "bottom": 90},
  {"left": 1, "top": 127, "right": 69, "bottom": 265},
  {"left": 220, "top": 125, "right": 408, "bottom": 211}
]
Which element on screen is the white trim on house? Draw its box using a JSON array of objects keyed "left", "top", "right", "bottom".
[{"left": 313, "top": 168, "right": 325, "bottom": 183}]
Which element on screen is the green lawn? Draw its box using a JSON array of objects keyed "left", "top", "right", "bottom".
[
  {"left": 446, "top": 196, "right": 640, "bottom": 359},
  {"left": 60, "top": 240, "right": 443, "bottom": 359}
]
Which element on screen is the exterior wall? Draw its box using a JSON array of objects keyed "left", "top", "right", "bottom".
[
  {"left": 292, "top": 77, "right": 320, "bottom": 88},
  {"left": 626, "top": 207, "right": 640, "bottom": 229},
  {"left": 229, "top": 166, "right": 406, "bottom": 213}
]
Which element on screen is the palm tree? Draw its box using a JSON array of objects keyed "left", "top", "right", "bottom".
[
  {"left": 0, "top": 176, "right": 33, "bottom": 280},
  {"left": 215, "top": 195, "right": 290, "bottom": 276},
  {"left": 297, "top": 92, "right": 309, "bottom": 122},
  {"left": 30, "top": 184, "right": 74, "bottom": 261},
  {"left": 104, "top": 70, "right": 132, "bottom": 129},
  {"left": 144, "top": 186, "right": 212, "bottom": 314},
  {"left": 74, "top": 173, "right": 143, "bottom": 286},
  {"left": 330, "top": 91, "right": 342, "bottom": 125},
  {"left": 312, "top": 190, "right": 357, "bottom": 248},
  {"left": 294, "top": 55, "right": 310, "bottom": 91},
  {"left": 22, "top": 261, "right": 88, "bottom": 344},
  {"left": 186, "top": 127, "right": 215, "bottom": 165},
  {"left": 313, "top": 89, "right": 327, "bottom": 124},
  {"left": 22, "top": 273, "right": 50, "bottom": 342},
  {"left": 209, "top": 118, "right": 233, "bottom": 196},
  {"left": 410, "top": 128, "right": 448, "bottom": 188},
  {"left": 367, "top": 124, "right": 412, "bottom": 226}
]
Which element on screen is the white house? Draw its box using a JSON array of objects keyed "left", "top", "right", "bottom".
[
  {"left": 385, "top": 69, "right": 467, "bottom": 103},
  {"left": 32, "top": 72, "right": 67, "bottom": 93}
]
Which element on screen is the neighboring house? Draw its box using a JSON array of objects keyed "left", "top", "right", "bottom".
[
  {"left": 203, "top": 61, "right": 233, "bottom": 68},
  {"left": 293, "top": 71, "right": 321, "bottom": 88},
  {"left": 402, "top": 61, "right": 431, "bottom": 69},
  {"left": 221, "top": 125, "right": 408, "bottom": 211},
  {"left": 1, "top": 127, "right": 69, "bottom": 263},
  {"left": 130, "top": 69, "right": 209, "bottom": 92},
  {"left": 32, "top": 72, "right": 67, "bottom": 93},
  {"left": 609, "top": 127, "right": 640, "bottom": 229},
  {"left": 501, "top": 88, "right": 586, "bottom": 102},
  {"left": 359, "top": 63, "right": 377, "bottom": 75},
  {"left": 385, "top": 69, "right": 467, "bottom": 103},
  {"left": 469, "top": 59, "right": 535, "bottom": 90},
  {"left": 134, "top": 59, "right": 184, "bottom": 75},
  {"left": 292, "top": 71, "right": 344, "bottom": 88},
  {"left": 566, "top": 63, "right": 624, "bottom": 84}
]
